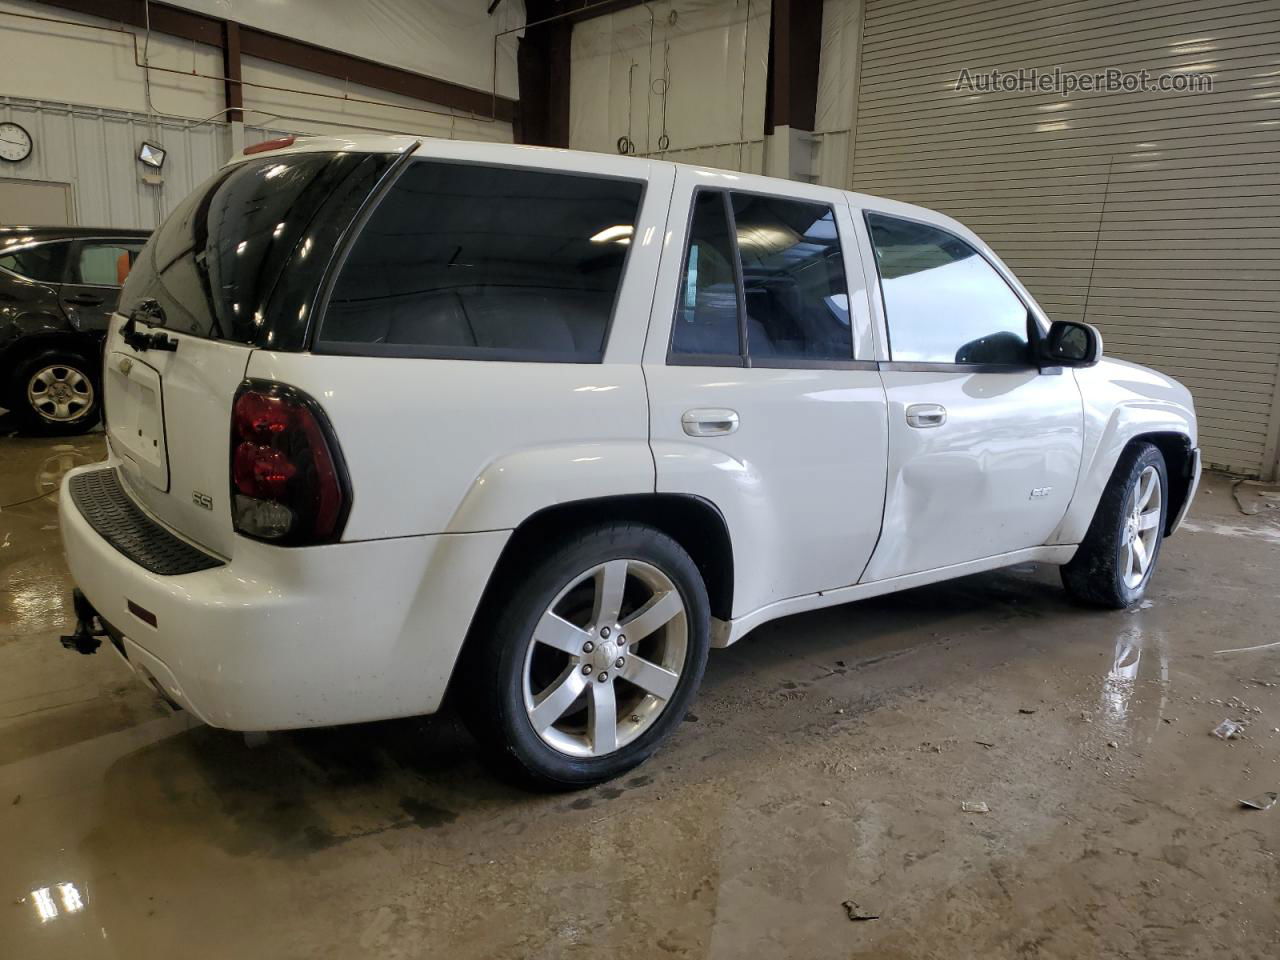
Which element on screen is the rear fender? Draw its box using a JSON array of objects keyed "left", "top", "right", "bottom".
[{"left": 446, "top": 441, "right": 656, "bottom": 533}]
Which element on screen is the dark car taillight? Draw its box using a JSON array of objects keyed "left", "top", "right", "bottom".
[{"left": 230, "top": 381, "right": 350, "bottom": 545}]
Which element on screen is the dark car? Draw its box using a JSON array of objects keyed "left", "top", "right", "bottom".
[{"left": 1, "top": 225, "right": 150, "bottom": 435}]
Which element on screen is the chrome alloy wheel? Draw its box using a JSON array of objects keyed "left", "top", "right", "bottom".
[
  {"left": 1120, "top": 464, "right": 1162, "bottom": 589},
  {"left": 521, "top": 558, "right": 688, "bottom": 758},
  {"left": 27, "top": 364, "right": 94, "bottom": 422}
]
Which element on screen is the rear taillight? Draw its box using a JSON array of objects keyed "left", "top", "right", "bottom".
[{"left": 230, "top": 381, "right": 350, "bottom": 545}]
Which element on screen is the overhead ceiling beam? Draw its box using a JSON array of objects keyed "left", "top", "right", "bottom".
[
  {"left": 550, "top": 0, "right": 650, "bottom": 24},
  {"left": 34, "top": 0, "right": 517, "bottom": 122},
  {"left": 237, "top": 29, "right": 513, "bottom": 122}
]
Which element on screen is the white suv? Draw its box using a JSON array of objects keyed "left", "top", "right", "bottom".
[{"left": 59, "top": 136, "right": 1200, "bottom": 787}]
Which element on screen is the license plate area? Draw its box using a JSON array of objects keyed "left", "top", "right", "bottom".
[{"left": 104, "top": 351, "right": 169, "bottom": 491}]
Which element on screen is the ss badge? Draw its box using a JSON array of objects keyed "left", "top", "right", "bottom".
[{"left": 192, "top": 491, "right": 214, "bottom": 511}]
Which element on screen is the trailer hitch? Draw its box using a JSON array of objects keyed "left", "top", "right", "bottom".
[{"left": 59, "top": 589, "right": 107, "bottom": 655}]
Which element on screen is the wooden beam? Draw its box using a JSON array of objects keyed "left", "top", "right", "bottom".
[
  {"left": 516, "top": 0, "right": 572, "bottom": 146},
  {"left": 555, "top": 0, "right": 650, "bottom": 24},
  {"left": 33, "top": 0, "right": 517, "bottom": 122},
  {"left": 765, "top": 0, "right": 823, "bottom": 133},
  {"left": 238, "top": 28, "right": 514, "bottom": 122}
]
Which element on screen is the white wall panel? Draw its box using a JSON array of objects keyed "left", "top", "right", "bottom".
[
  {"left": 852, "top": 0, "right": 1280, "bottom": 477},
  {"left": 0, "top": 97, "right": 229, "bottom": 229},
  {"left": 240, "top": 58, "right": 512, "bottom": 143},
  {"left": 570, "top": 0, "right": 770, "bottom": 173},
  {"left": 173, "top": 0, "right": 525, "bottom": 99},
  {"left": 0, "top": 0, "right": 223, "bottom": 119}
]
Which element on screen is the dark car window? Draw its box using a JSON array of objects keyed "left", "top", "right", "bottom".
[
  {"left": 866, "top": 213, "right": 1030, "bottom": 365},
  {"left": 71, "top": 241, "right": 145, "bottom": 286},
  {"left": 0, "top": 241, "right": 70, "bottom": 283},
  {"left": 318, "top": 160, "right": 644, "bottom": 362},
  {"left": 120, "top": 151, "right": 391, "bottom": 348},
  {"left": 671, "top": 191, "right": 741, "bottom": 359},
  {"left": 732, "top": 194, "right": 851, "bottom": 361}
]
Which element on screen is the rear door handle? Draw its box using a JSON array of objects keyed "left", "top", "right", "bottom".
[
  {"left": 682, "top": 408, "right": 739, "bottom": 437},
  {"left": 65, "top": 293, "right": 105, "bottom": 306},
  {"left": 905, "top": 403, "right": 947, "bottom": 428}
]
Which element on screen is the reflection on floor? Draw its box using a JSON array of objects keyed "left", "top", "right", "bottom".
[{"left": 2, "top": 429, "right": 1278, "bottom": 959}]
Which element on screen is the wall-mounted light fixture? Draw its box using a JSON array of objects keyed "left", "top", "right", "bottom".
[{"left": 138, "top": 141, "right": 166, "bottom": 169}]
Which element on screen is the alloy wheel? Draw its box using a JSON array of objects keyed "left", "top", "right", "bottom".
[
  {"left": 1120, "top": 465, "right": 1162, "bottom": 589},
  {"left": 521, "top": 558, "right": 688, "bottom": 758},
  {"left": 27, "top": 364, "right": 94, "bottom": 422}
]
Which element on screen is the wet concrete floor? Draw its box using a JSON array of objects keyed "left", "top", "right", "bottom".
[{"left": 1, "top": 429, "right": 1278, "bottom": 958}]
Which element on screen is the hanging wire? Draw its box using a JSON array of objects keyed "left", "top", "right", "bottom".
[
  {"left": 644, "top": 3, "right": 655, "bottom": 152},
  {"left": 653, "top": 5, "right": 673, "bottom": 153}
]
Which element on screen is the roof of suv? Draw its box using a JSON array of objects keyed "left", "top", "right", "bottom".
[
  {"left": 232, "top": 133, "right": 661, "bottom": 173},
  {"left": 228, "top": 134, "right": 927, "bottom": 223},
  {"left": 0, "top": 225, "right": 151, "bottom": 241}
]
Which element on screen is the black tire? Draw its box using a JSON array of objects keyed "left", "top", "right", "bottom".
[
  {"left": 459, "top": 522, "right": 710, "bottom": 790},
  {"left": 1060, "top": 442, "right": 1168, "bottom": 609},
  {"left": 9, "top": 348, "right": 102, "bottom": 436}
]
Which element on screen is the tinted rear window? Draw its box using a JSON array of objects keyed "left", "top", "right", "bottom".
[
  {"left": 120, "top": 152, "right": 391, "bottom": 348},
  {"left": 317, "top": 160, "right": 644, "bottom": 362}
]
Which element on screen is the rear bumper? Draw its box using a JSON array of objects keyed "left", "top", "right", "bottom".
[{"left": 59, "top": 461, "right": 509, "bottom": 731}]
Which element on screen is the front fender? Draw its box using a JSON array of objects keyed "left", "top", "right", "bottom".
[
  {"left": 446, "top": 441, "right": 656, "bottom": 534},
  {"left": 1051, "top": 361, "right": 1196, "bottom": 544}
]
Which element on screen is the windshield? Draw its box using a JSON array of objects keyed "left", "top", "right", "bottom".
[{"left": 120, "top": 151, "right": 393, "bottom": 349}]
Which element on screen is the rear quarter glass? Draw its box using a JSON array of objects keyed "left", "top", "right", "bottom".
[{"left": 119, "top": 151, "right": 396, "bottom": 351}]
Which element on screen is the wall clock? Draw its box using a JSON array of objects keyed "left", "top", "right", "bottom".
[{"left": 0, "top": 122, "right": 33, "bottom": 162}]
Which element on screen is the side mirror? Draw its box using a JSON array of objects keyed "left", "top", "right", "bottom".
[{"left": 1041, "top": 320, "right": 1102, "bottom": 367}]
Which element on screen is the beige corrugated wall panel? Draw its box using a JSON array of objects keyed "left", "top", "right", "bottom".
[{"left": 851, "top": 0, "right": 1280, "bottom": 478}]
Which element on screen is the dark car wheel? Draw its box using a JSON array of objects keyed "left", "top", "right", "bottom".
[
  {"left": 460, "top": 522, "right": 711, "bottom": 790},
  {"left": 11, "top": 348, "right": 102, "bottom": 436}
]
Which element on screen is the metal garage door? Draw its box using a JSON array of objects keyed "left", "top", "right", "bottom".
[{"left": 851, "top": 0, "right": 1280, "bottom": 478}]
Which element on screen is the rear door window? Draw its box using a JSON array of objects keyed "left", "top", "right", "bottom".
[
  {"left": 732, "top": 194, "right": 851, "bottom": 362},
  {"left": 865, "top": 213, "right": 1031, "bottom": 365},
  {"left": 670, "top": 190, "right": 853, "bottom": 365},
  {"left": 71, "top": 240, "right": 145, "bottom": 286},
  {"left": 317, "top": 160, "right": 644, "bottom": 362}
]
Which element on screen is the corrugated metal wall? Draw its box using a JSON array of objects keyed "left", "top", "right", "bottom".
[
  {"left": 0, "top": 96, "right": 299, "bottom": 230},
  {"left": 851, "top": 0, "right": 1280, "bottom": 478}
]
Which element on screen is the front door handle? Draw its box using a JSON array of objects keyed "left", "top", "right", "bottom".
[
  {"left": 682, "top": 408, "right": 739, "bottom": 437},
  {"left": 905, "top": 403, "right": 947, "bottom": 428},
  {"left": 64, "top": 293, "right": 105, "bottom": 306}
]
